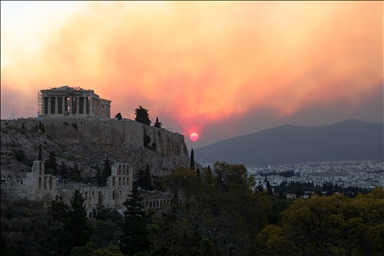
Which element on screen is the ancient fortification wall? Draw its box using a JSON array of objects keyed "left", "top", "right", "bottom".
[{"left": 0, "top": 117, "right": 188, "bottom": 157}]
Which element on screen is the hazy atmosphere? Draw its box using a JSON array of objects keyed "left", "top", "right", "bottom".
[{"left": 1, "top": 1, "right": 383, "bottom": 148}]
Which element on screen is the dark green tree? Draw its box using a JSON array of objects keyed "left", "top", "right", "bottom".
[
  {"left": 190, "top": 148, "right": 195, "bottom": 170},
  {"left": 38, "top": 144, "right": 42, "bottom": 161},
  {"left": 120, "top": 185, "right": 151, "bottom": 255},
  {"left": 43, "top": 191, "right": 91, "bottom": 255},
  {"left": 59, "top": 161, "right": 70, "bottom": 179},
  {"left": 153, "top": 163, "right": 271, "bottom": 255},
  {"left": 135, "top": 106, "right": 151, "bottom": 125},
  {"left": 62, "top": 190, "right": 92, "bottom": 254},
  {"left": 70, "top": 163, "right": 82, "bottom": 182},
  {"left": 94, "top": 193, "right": 105, "bottom": 220},
  {"left": 115, "top": 112, "right": 122, "bottom": 120},
  {"left": 101, "top": 157, "right": 112, "bottom": 186},
  {"left": 136, "top": 164, "right": 153, "bottom": 191},
  {"left": 45, "top": 150, "right": 58, "bottom": 175},
  {"left": 154, "top": 117, "right": 162, "bottom": 128}
]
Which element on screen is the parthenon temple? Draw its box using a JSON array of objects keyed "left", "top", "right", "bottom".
[{"left": 38, "top": 86, "right": 111, "bottom": 118}]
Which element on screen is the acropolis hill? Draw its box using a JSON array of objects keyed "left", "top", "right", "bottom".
[{"left": 1, "top": 86, "right": 191, "bottom": 213}]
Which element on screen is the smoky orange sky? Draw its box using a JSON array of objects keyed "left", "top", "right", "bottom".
[{"left": 1, "top": 1, "right": 383, "bottom": 148}]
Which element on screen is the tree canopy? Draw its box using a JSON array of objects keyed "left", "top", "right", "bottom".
[
  {"left": 135, "top": 106, "right": 151, "bottom": 126},
  {"left": 152, "top": 162, "right": 271, "bottom": 255},
  {"left": 120, "top": 185, "right": 151, "bottom": 255},
  {"left": 154, "top": 117, "right": 162, "bottom": 128},
  {"left": 256, "top": 187, "right": 384, "bottom": 255}
]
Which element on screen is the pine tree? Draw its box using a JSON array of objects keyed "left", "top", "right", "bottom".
[
  {"left": 120, "top": 185, "right": 150, "bottom": 255},
  {"left": 47, "top": 190, "right": 92, "bottom": 255},
  {"left": 135, "top": 105, "right": 151, "bottom": 125}
]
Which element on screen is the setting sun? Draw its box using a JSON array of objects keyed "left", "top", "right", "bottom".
[{"left": 190, "top": 132, "right": 199, "bottom": 142}]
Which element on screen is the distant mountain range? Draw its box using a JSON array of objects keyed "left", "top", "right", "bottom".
[{"left": 194, "top": 119, "right": 384, "bottom": 165}]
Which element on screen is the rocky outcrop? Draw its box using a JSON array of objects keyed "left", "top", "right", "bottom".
[{"left": 1, "top": 118, "right": 191, "bottom": 179}]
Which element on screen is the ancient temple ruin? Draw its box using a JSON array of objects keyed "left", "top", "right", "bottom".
[
  {"left": 1, "top": 160, "right": 133, "bottom": 217},
  {"left": 38, "top": 86, "right": 111, "bottom": 118}
]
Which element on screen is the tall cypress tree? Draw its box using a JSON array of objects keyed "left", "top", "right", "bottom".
[
  {"left": 38, "top": 145, "right": 42, "bottom": 161},
  {"left": 154, "top": 117, "right": 162, "bottom": 128},
  {"left": 120, "top": 185, "right": 150, "bottom": 255},
  {"left": 45, "top": 150, "right": 58, "bottom": 175},
  {"left": 190, "top": 148, "right": 195, "bottom": 170},
  {"left": 101, "top": 157, "right": 112, "bottom": 186}
]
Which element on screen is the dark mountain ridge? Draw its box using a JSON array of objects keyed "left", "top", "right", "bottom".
[{"left": 194, "top": 119, "right": 384, "bottom": 165}]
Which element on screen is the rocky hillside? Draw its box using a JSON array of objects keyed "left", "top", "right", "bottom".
[{"left": 1, "top": 117, "right": 191, "bottom": 179}]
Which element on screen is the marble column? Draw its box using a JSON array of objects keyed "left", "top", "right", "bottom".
[
  {"left": 55, "top": 96, "right": 58, "bottom": 115},
  {"left": 48, "top": 97, "right": 51, "bottom": 116},
  {"left": 83, "top": 96, "right": 87, "bottom": 115},
  {"left": 90, "top": 97, "right": 93, "bottom": 115},
  {"left": 62, "top": 96, "right": 66, "bottom": 114},
  {"left": 76, "top": 96, "right": 80, "bottom": 114},
  {"left": 70, "top": 97, "right": 73, "bottom": 114}
]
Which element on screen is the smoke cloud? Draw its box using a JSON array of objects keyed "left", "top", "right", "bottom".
[{"left": 1, "top": 1, "right": 382, "bottom": 147}]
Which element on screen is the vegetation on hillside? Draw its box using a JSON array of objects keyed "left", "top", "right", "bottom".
[{"left": 1, "top": 162, "right": 383, "bottom": 255}]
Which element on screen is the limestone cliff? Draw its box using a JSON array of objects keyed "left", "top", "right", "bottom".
[{"left": 1, "top": 118, "right": 190, "bottom": 179}]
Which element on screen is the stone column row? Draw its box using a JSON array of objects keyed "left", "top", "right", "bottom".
[{"left": 44, "top": 96, "right": 92, "bottom": 115}]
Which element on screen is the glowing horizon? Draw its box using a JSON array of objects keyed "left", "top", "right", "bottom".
[{"left": 1, "top": 1, "right": 383, "bottom": 148}]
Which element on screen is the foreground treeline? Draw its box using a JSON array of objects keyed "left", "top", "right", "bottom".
[{"left": 1, "top": 162, "right": 384, "bottom": 256}]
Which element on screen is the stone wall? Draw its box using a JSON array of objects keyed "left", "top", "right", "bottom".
[
  {"left": 0, "top": 117, "right": 188, "bottom": 157},
  {"left": 1, "top": 161, "right": 133, "bottom": 217}
]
